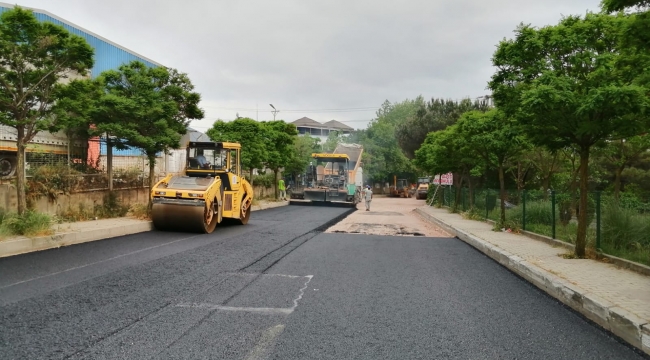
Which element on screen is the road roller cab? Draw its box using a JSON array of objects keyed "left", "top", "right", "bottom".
[{"left": 150, "top": 141, "right": 254, "bottom": 233}]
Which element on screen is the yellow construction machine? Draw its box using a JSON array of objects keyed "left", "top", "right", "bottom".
[{"left": 150, "top": 141, "right": 253, "bottom": 233}]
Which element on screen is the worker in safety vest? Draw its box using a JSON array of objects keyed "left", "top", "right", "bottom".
[{"left": 278, "top": 178, "right": 287, "bottom": 201}]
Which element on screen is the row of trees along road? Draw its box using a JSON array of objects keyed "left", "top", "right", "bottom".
[
  {"left": 206, "top": 118, "right": 299, "bottom": 199},
  {"left": 413, "top": 4, "right": 650, "bottom": 258},
  {"left": 0, "top": 7, "right": 204, "bottom": 213}
]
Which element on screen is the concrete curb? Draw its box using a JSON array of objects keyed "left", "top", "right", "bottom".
[
  {"left": 415, "top": 207, "right": 650, "bottom": 356},
  {"left": 0, "top": 201, "right": 290, "bottom": 259},
  {"left": 0, "top": 222, "right": 154, "bottom": 259}
]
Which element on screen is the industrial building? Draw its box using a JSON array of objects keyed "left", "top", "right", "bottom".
[{"left": 0, "top": 2, "right": 176, "bottom": 177}]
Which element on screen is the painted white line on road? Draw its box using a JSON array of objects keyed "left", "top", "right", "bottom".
[
  {"left": 244, "top": 324, "right": 286, "bottom": 360},
  {"left": 0, "top": 234, "right": 202, "bottom": 290},
  {"left": 175, "top": 303, "right": 293, "bottom": 315},
  {"left": 292, "top": 275, "right": 313, "bottom": 310},
  {"left": 226, "top": 272, "right": 305, "bottom": 279}
]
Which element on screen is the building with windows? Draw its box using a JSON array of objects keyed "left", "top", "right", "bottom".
[{"left": 291, "top": 117, "right": 354, "bottom": 142}]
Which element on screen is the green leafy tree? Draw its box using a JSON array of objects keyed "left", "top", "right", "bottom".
[
  {"left": 94, "top": 61, "right": 203, "bottom": 208},
  {"left": 360, "top": 99, "right": 417, "bottom": 183},
  {"left": 397, "top": 97, "right": 490, "bottom": 159},
  {"left": 599, "top": 135, "right": 650, "bottom": 198},
  {"left": 285, "top": 134, "right": 320, "bottom": 177},
  {"left": 261, "top": 120, "right": 298, "bottom": 199},
  {"left": 489, "top": 13, "right": 650, "bottom": 257},
  {"left": 207, "top": 118, "right": 267, "bottom": 185},
  {"left": 0, "top": 7, "right": 94, "bottom": 214},
  {"left": 322, "top": 131, "right": 343, "bottom": 153},
  {"left": 456, "top": 110, "right": 527, "bottom": 224}
]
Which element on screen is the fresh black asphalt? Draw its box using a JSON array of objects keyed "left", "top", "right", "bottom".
[{"left": 0, "top": 205, "right": 644, "bottom": 359}]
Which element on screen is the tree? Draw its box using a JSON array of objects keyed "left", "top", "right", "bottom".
[
  {"left": 599, "top": 135, "right": 650, "bottom": 198},
  {"left": 261, "top": 121, "right": 298, "bottom": 199},
  {"left": 94, "top": 61, "right": 203, "bottom": 208},
  {"left": 396, "top": 97, "right": 490, "bottom": 159},
  {"left": 489, "top": 13, "right": 650, "bottom": 257},
  {"left": 207, "top": 118, "right": 267, "bottom": 185},
  {"left": 0, "top": 7, "right": 94, "bottom": 214},
  {"left": 359, "top": 99, "right": 417, "bottom": 183},
  {"left": 285, "top": 134, "right": 320, "bottom": 177},
  {"left": 456, "top": 110, "right": 527, "bottom": 223},
  {"left": 601, "top": 0, "right": 648, "bottom": 12},
  {"left": 322, "top": 131, "right": 342, "bottom": 153}
]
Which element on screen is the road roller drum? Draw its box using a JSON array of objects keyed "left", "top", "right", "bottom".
[{"left": 149, "top": 141, "right": 253, "bottom": 234}]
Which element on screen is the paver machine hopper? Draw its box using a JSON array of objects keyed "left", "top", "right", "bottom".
[{"left": 150, "top": 141, "right": 253, "bottom": 233}]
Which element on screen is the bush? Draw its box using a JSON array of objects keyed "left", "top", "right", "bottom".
[
  {"left": 252, "top": 173, "right": 275, "bottom": 188},
  {"left": 508, "top": 200, "right": 553, "bottom": 227},
  {"left": 95, "top": 192, "right": 129, "bottom": 218},
  {"left": 601, "top": 203, "right": 650, "bottom": 250},
  {"left": 1, "top": 211, "right": 53, "bottom": 236}
]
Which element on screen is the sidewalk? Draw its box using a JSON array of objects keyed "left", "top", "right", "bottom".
[
  {"left": 0, "top": 200, "right": 288, "bottom": 258},
  {"left": 416, "top": 205, "right": 650, "bottom": 356}
]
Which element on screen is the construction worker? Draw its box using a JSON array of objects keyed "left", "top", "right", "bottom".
[
  {"left": 363, "top": 185, "right": 373, "bottom": 211},
  {"left": 278, "top": 178, "right": 287, "bottom": 201}
]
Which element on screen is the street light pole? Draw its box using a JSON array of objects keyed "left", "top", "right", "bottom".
[{"left": 269, "top": 104, "right": 279, "bottom": 121}]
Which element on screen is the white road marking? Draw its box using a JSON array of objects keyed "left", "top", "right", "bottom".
[
  {"left": 175, "top": 303, "right": 293, "bottom": 315},
  {"left": 292, "top": 275, "right": 313, "bottom": 310},
  {"left": 243, "top": 324, "right": 285, "bottom": 360},
  {"left": 0, "top": 234, "right": 202, "bottom": 290},
  {"left": 174, "top": 275, "right": 314, "bottom": 316}
]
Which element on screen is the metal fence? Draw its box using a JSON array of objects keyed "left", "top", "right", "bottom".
[
  {"left": 431, "top": 186, "right": 650, "bottom": 266},
  {"left": 4, "top": 136, "right": 177, "bottom": 192}
]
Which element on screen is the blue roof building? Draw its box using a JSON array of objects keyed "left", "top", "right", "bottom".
[
  {"left": 0, "top": 2, "right": 164, "bottom": 78},
  {"left": 0, "top": 2, "right": 167, "bottom": 159}
]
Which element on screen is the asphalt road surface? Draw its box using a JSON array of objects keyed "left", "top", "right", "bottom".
[{"left": 0, "top": 205, "right": 644, "bottom": 359}]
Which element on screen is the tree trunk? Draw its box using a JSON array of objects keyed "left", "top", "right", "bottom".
[
  {"left": 468, "top": 175, "right": 474, "bottom": 208},
  {"left": 250, "top": 168, "right": 254, "bottom": 187},
  {"left": 541, "top": 176, "right": 551, "bottom": 200},
  {"left": 454, "top": 172, "right": 463, "bottom": 210},
  {"left": 107, "top": 137, "right": 113, "bottom": 192},
  {"left": 16, "top": 126, "right": 27, "bottom": 215},
  {"left": 575, "top": 147, "right": 590, "bottom": 258},
  {"left": 613, "top": 166, "right": 623, "bottom": 200},
  {"left": 498, "top": 164, "right": 506, "bottom": 225},
  {"left": 148, "top": 155, "right": 156, "bottom": 211}
]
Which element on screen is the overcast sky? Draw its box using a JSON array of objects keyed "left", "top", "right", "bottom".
[{"left": 14, "top": 0, "right": 601, "bottom": 131}]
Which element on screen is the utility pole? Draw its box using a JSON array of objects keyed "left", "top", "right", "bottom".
[{"left": 270, "top": 104, "right": 279, "bottom": 121}]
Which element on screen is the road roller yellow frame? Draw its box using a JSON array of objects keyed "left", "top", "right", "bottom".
[{"left": 150, "top": 141, "right": 254, "bottom": 233}]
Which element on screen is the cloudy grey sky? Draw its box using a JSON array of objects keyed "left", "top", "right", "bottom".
[{"left": 16, "top": 0, "right": 600, "bottom": 131}]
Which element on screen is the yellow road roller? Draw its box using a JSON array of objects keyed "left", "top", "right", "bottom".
[{"left": 150, "top": 141, "right": 253, "bottom": 233}]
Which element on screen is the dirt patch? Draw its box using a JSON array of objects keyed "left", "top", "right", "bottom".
[{"left": 325, "top": 197, "right": 449, "bottom": 237}]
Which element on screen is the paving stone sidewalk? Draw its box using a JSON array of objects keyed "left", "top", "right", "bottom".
[{"left": 416, "top": 205, "right": 650, "bottom": 355}]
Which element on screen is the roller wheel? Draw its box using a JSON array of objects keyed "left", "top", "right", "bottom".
[
  {"left": 236, "top": 197, "right": 251, "bottom": 225},
  {"left": 203, "top": 199, "right": 220, "bottom": 233}
]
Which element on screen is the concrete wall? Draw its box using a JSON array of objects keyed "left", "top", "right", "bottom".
[
  {"left": 0, "top": 184, "right": 149, "bottom": 216},
  {"left": 0, "top": 183, "right": 275, "bottom": 216}
]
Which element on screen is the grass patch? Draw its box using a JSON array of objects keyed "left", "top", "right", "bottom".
[
  {"left": 0, "top": 210, "right": 54, "bottom": 238},
  {"left": 128, "top": 203, "right": 150, "bottom": 220},
  {"left": 600, "top": 203, "right": 650, "bottom": 266}
]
